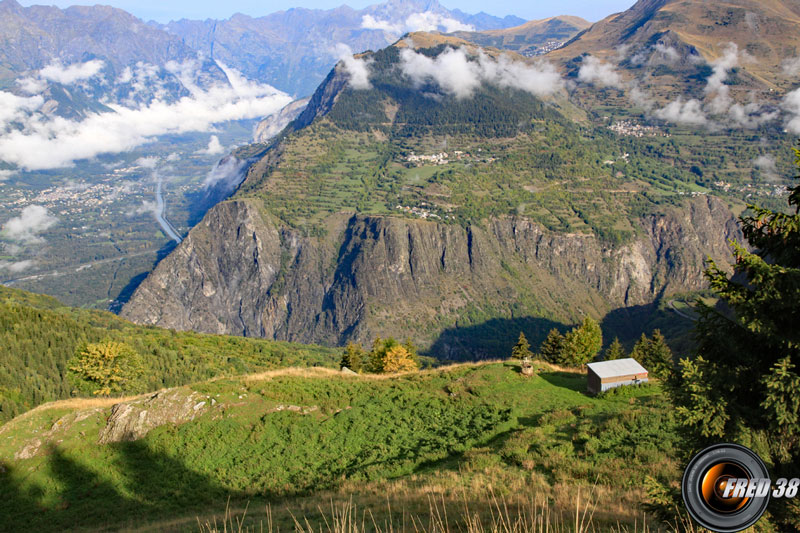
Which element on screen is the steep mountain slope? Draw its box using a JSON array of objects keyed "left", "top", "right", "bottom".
[
  {"left": 547, "top": 0, "right": 800, "bottom": 103},
  {"left": 0, "top": 0, "right": 231, "bottom": 117},
  {"left": 0, "top": 0, "right": 198, "bottom": 75},
  {"left": 122, "top": 37, "right": 745, "bottom": 357},
  {"left": 452, "top": 16, "right": 591, "bottom": 57},
  {"left": 164, "top": 0, "right": 525, "bottom": 96}
]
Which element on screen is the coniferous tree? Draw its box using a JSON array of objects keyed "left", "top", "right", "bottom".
[
  {"left": 340, "top": 342, "right": 365, "bottom": 372},
  {"left": 631, "top": 330, "right": 673, "bottom": 379},
  {"left": 511, "top": 332, "right": 533, "bottom": 361},
  {"left": 604, "top": 337, "right": 626, "bottom": 361},
  {"left": 538, "top": 328, "right": 565, "bottom": 363},
  {"left": 667, "top": 147, "right": 800, "bottom": 528},
  {"left": 403, "top": 338, "right": 421, "bottom": 367},
  {"left": 561, "top": 317, "right": 603, "bottom": 367}
]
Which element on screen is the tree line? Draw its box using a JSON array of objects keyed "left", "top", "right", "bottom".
[{"left": 509, "top": 316, "right": 673, "bottom": 379}]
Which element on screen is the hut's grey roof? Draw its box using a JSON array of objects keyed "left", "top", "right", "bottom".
[{"left": 586, "top": 358, "right": 647, "bottom": 379}]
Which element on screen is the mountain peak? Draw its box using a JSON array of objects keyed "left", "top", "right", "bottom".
[
  {"left": 0, "top": 0, "right": 22, "bottom": 12},
  {"left": 384, "top": 0, "right": 444, "bottom": 11}
]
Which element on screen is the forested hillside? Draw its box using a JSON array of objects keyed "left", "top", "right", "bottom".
[{"left": 0, "top": 287, "right": 338, "bottom": 422}]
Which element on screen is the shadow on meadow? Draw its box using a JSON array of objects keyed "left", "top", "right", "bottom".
[
  {"left": 0, "top": 441, "right": 234, "bottom": 533},
  {"left": 537, "top": 371, "right": 586, "bottom": 393}
]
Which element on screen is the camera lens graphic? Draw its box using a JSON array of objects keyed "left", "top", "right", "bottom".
[
  {"left": 682, "top": 444, "right": 770, "bottom": 532},
  {"left": 700, "top": 462, "right": 750, "bottom": 513}
]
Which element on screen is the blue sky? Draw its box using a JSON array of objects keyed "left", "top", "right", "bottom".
[{"left": 19, "top": 0, "right": 637, "bottom": 23}]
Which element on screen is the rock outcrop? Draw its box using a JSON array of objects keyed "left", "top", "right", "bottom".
[
  {"left": 98, "top": 389, "right": 209, "bottom": 444},
  {"left": 122, "top": 194, "right": 741, "bottom": 357}
]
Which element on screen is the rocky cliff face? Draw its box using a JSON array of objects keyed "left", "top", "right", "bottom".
[{"left": 121, "top": 194, "right": 741, "bottom": 357}]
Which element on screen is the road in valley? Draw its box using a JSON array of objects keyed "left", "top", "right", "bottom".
[{"left": 154, "top": 174, "right": 182, "bottom": 244}]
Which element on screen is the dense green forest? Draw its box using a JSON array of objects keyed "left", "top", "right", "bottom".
[{"left": 0, "top": 287, "right": 338, "bottom": 422}]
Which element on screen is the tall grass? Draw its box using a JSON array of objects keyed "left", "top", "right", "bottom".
[{"left": 197, "top": 490, "right": 702, "bottom": 533}]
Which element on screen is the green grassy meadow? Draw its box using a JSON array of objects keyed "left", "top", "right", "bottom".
[{"left": 0, "top": 362, "right": 679, "bottom": 532}]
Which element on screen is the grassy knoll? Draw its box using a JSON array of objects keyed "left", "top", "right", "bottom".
[{"left": 0, "top": 363, "right": 679, "bottom": 532}]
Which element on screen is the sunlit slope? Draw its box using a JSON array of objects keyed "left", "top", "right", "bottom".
[
  {"left": 549, "top": 0, "right": 800, "bottom": 94},
  {"left": 0, "top": 286, "right": 338, "bottom": 423},
  {"left": 452, "top": 16, "right": 591, "bottom": 56},
  {"left": 0, "top": 363, "right": 678, "bottom": 532}
]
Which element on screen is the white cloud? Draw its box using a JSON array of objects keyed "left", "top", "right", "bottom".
[
  {"left": 361, "top": 14, "right": 403, "bottom": 34},
  {"left": 1, "top": 205, "right": 58, "bottom": 244},
  {"left": 653, "top": 43, "right": 680, "bottom": 64},
  {"left": 335, "top": 44, "right": 373, "bottom": 90},
  {"left": 405, "top": 12, "right": 474, "bottom": 33},
  {"left": 166, "top": 152, "right": 181, "bottom": 162},
  {"left": 783, "top": 56, "right": 800, "bottom": 76},
  {"left": 135, "top": 156, "right": 160, "bottom": 169},
  {"left": 783, "top": 88, "right": 800, "bottom": 134},
  {"left": 103, "top": 180, "right": 135, "bottom": 201},
  {"left": 361, "top": 11, "right": 474, "bottom": 35},
  {"left": 203, "top": 156, "right": 248, "bottom": 190},
  {"left": 654, "top": 98, "right": 708, "bottom": 126},
  {"left": 0, "top": 62, "right": 291, "bottom": 170},
  {"left": 400, "top": 46, "right": 481, "bottom": 98},
  {"left": 16, "top": 77, "right": 47, "bottom": 95},
  {"left": 399, "top": 47, "right": 562, "bottom": 99},
  {"left": 653, "top": 44, "right": 776, "bottom": 129},
  {"left": 629, "top": 85, "right": 654, "bottom": 111},
  {"left": 753, "top": 155, "right": 778, "bottom": 181},
  {"left": 39, "top": 59, "right": 105, "bottom": 85},
  {"left": 578, "top": 56, "right": 623, "bottom": 88},
  {"left": 727, "top": 102, "right": 778, "bottom": 129},
  {"left": 196, "top": 135, "right": 225, "bottom": 155},
  {"left": 705, "top": 43, "right": 738, "bottom": 114},
  {"left": 0, "top": 92, "right": 44, "bottom": 127},
  {"left": 135, "top": 200, "right": 157, "bottom": 215},
  {"left": 0, "top": 169, "right": 16, "bottom": 181},
  {"left": 0, "top": 259, "right": 35, "bottom": 273}
]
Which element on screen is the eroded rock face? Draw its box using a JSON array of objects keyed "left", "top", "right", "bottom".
[
  {"left": 121, "top": 195, "right": 742, "bottom": 355},
  {"left": 98, "top": 389, "right": 208, "bottom": 444}
]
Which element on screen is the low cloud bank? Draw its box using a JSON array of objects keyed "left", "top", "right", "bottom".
[
  {"left": 362, "top": 12, "right": 474, "bottom": 35},
  {"left": 0, "top": 61, "right": 291, "bottom": 170},
  {"left": 783, "top": 56, "right": 800, "bottom": 76},
  {"left": 40, "top": 59, "right": 105, "bottom": 85},
  {"left": 16, "top": 59, "right": 106, "bottom": 95},
  {"left": 783, "top": 88, "right": 800, "bottom": 134},
  {"left": 653, "top": 98, "right": 708, "bottom": 126},
  {"left": 399, "top": 47, "right": 562, "bottom": 99},
  {"left": 649, "top": 43, "right": 776, "bottom": 129},
  {"left": 0, "top": 259, "right": 35, "bottom": 273}
]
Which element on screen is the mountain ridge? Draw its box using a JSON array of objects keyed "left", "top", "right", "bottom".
[
  {"left": 120, "top": 40, "right": 750, "bottom": 356},
  {"left": 162, "top": 0, "right": 526, "bottom": 95}
]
